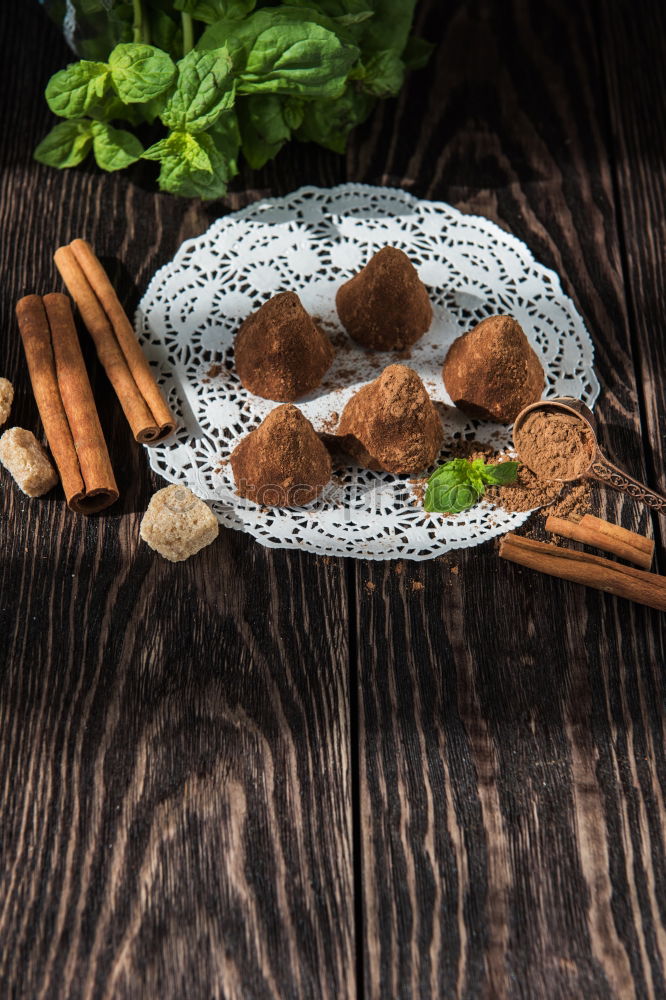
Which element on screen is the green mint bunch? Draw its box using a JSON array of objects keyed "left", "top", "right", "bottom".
[
  {"left": 424, "top": 457, "right": 519, "bottom": 515},
  {"left": 35, "top": 1, "right": 433, "bottom": 199}
]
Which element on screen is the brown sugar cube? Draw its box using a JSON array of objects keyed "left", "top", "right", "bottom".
[
  {"left": 140, "top": 484, "right": 219, "bottom": 562},
  {"left": 0, "top": 378, "right": 13, "bottom": 426},
  {"left": 0, "top": 427, "right": 58, "bottom": 497}
]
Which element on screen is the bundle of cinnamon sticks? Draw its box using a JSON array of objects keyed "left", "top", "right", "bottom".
[
  {"left": 16, "top": 294, "right": 118, "bottom": 514},
  {"left": 14, "top": 240, "right": 175, "bottom": 514},
  {"left": 499, "top": 514, "right": 665, "bottom": 612},
  {"left": 55, "top": 239, "right": 175, "bottom": 443}
]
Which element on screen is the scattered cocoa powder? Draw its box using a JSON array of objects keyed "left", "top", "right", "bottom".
[
  {"left": 234, "top": 292, "right": 334, "bottom": 401},
  {"left": 335, "top": 365, "right": 444, "bottom": 474},
  {"left": 336, "top": 247, "right": 432, "bottom": 351},
  {"left": 411, "top": 580, "right": 424, "bottom": 591},
  {"left": 330, "top": 330, "right": 351, "bottom": 349},
  {"left": 409, "top": 477, "right": 427, "bottom": 505},
  {"left": 442, "top": 315, "right": 545, "bottom": 423},
  {"left": 207, "top": 363, "right": 222, "bottom": 378},
  {"left": 486, "top": 465, "right": 591, "bottom": 517},
  {"left": 450, "top": 565, "right": 459, "bottom": 575},
  {"left": 229, "top": 404, "right": 331, "bottom": 506},
  {"left": 320, "top": 410, "right": 339, "bottom": 433},
  {"left": 514, "top": 408, "right": 595, "bottom": 480},
  {"left": 365, "top": 580, "right": 376, "bottom": 593}
]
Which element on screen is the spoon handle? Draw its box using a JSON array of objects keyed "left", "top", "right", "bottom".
[{"left": 588, "top": 454, "right": 666, "bottom": 512}]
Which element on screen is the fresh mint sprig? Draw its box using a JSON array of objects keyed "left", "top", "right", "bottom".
[
  {"left": 36, "top": 2, "right": 431, "bottom": 200},
  {"left": 424, "top": 458, "right": 519, "bottom": 515}
]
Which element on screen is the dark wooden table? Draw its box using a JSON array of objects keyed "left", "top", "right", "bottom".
[{"left": 2, "top": 2, "right": 665, "bottom": 998}]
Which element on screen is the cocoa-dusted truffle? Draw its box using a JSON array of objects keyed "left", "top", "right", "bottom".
[
  {"left": 442, "top": 315, "right": 545, "bottom": 423},
  {"left": 234, "top": 292, "right": 334, "bottom": 401},
  {"left": 336, "top": 365, "right": 443, "bottom": 474},
  {"left": 335, "top": 246, "right": 432, "bottom": 351},
  {"left": 230, "top": 404, "right": 332, "bottom": 506}
]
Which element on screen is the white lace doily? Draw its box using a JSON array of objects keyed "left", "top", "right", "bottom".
[{"left": 135, "top": 183, "right": 599, "bottom": 560}]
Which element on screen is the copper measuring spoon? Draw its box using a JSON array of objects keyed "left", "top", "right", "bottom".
[{"left": 513, "top": 397, "right": 666, "bottom": 513}]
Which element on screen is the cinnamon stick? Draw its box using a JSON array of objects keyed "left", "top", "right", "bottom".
[
  {"left": 15, "top": 294, "right": 118, "bottom": 514},
  {"left": 499, "top": 533, "right": 666, "bottom": 612},
  {"left": 545, "top": 512, "right": 654, "bottom": 569},
  {"left": 54, "top": 240, "right": 175, "bottom": 444}
]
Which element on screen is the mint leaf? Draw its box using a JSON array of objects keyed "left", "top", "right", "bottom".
[
  {"left": 144, "top": 130, "right": 231, "bottom": 199},
  {"left": 237, "top": 94, "right": 292, "bottom": 168},
  {"left": 402, "top": 36, "right": 434, "bottom": 70},
  {"left": 147, "top": 9, "right": 183, "bottom": 62},
  {"left": 144, "top": 130, "right": 213, "bottom": 172},
  {"left": 238, "top": 23, "right": 358, "bottom": 97},
  {"left": 427, "top": 458, "right": 471, "bottom": 489},
  {"left": 361, "top": 50, "right": 404, "bottom": 97},
  {"left": 335, "top": 11, "right": 374, "bottom": 27},
  {"left": 178, "top": 132, "right": 233, "bottom": 198},
  {"left": 161, "top": 48, "right": 236, "bottom": 133},
  {"left": 109, "top": 43, "right": 177, "bottom": 103},
  {"left": 91, "top": 122, "right": 143, "bottom": 171},
  {"left": 466, "top": 465, "right": 486, "bottom": 495},
  {"left": 45, "top": 61, "right": 110, "bottom": 119},
  {"left": 423, "top": 456, "right": 520, "bottom": 513},
  {"left": 208, "top": 111, "right": 241, "bottom": 178},
  {"left": 297, "top": 84, "right": 374, "bottom": 152},
  {"left": 283, "top": 97, "right": 305, "bottom": 130},
  {"left": 361, "top": 0, "right": 417, "bottom": 55},
  {"left": 34, "top": 120, "right": 93, "bottom": 168},
  {"left": 174, "top": 0, "right": 256, "bottom": 23},
  {"left": 425, "top": 481, "right": 481, "bottom": 515},
  {"left": 481, "top": 461, "right": 520, "bottom": 486}
]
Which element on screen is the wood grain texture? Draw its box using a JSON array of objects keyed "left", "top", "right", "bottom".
[
  {"left": 0, "top": 7, "right": 352, "bottom": 1000},
  {"left": 600, "top": 0, "right": 666, "bottom": 544},
  {"left": 354, "top": 1, "right": 666, "bottom": 997},
  {"left": 1, "top": 1, "right": 666, "bottom": 999}
]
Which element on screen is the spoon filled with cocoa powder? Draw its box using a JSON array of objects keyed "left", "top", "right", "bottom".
[{"left": 513, "top": 397, "right": 666, "bottom": 513}]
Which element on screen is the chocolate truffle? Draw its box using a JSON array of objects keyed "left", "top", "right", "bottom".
[
  {"left": 335, "top": 246, "right": 433, "bottom": 351},
  {"left": 234, "top": 292, "right": 334, "bottom": 401},
  {"left": 442, "top": 315, "right": 545, "bottom": 423},
  {"left": 230, "top": 404, "right": 332, "bottom": 506},
  {"left": 336, "top": 364, "right": 443, "bottom": 474}
]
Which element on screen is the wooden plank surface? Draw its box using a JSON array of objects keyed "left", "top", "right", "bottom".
[
  {"left": 601, "top": 0, "right": 666, "bottom": 540},
  {"left": 354, "top": 1, "right": 666, "bottom": 998},
  {"left": 0, "top": 7, "right": 353, "bottom": 1000},
  {"left": 0, "top": 2, "right": 665, "bottom": 999}
]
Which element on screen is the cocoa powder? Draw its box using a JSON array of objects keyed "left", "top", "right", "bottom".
[
  {"left": 515, "top": 409, "right": 595, "bottom": 480},
  {"left": 486, "top": 465, "right": 591, "bottom": 517}
]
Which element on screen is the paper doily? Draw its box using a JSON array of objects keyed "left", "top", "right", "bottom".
[{"left": 135, "top": 183, "right": 599, "bottom": 560}]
